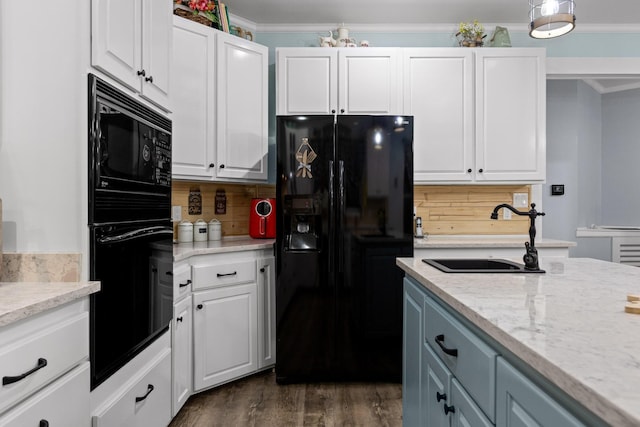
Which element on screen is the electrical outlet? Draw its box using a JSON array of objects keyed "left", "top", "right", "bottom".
[
  {"left": 513, "top": 193, "right": 529, "bottom": 208},
  {"left": 172, "top": 206, "right": 182, "bottom": 222},
  {"left": 503, "top": 209, "right": 512, "bottom": 220}
]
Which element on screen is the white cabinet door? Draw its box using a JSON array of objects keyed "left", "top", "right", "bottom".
[
  {"left": 404, "top": 49, "right": 474, "bottom": 182},
  {"left": 338, "top": 48, "right": 401, "bottom": 115},
  {"left": 276, "top": 47, "right": 400, "bottom": 115},
  {"left": 171, "top": 17, "right": 216, "bottom": 179},
  {"left": 257, "top": 257, "right": 276, "bottom": 369},
  {"left": 172, "top": 295, "right": 192, "bottom": 417},
  {"left": 216, "top": 33, "right": 269, "bottom": 181},
  {"left": 276, "top": 48, "right": 338, "bottom": 115},
  {"left": 193, "top": 283, "right": 258, "bottom": 391},
  {"left": 140, "top": 0, "right": 172, "bottom": 108},
  {"left": 92, "top": 0, "right": 142, "bottom": 92},
  {"left": 475, "top": 49, "right": 546, "bottom": 182}
]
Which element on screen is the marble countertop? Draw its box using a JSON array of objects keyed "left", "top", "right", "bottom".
[
  {"left": 397, "top": 257, "right": 640, "bottom": 427},
  {"left": 173, "top": 237, "right": 275, "bottom": 262},
  {"left": 414, "top": 235, "right": 576, "bottom": 248},
  {"left": 0, "top": 281, "right": 100, "bottom": 328}
]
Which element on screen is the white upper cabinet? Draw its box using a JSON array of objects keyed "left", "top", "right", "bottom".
[
  {"left": 91, "top": 0, "right": 172, "bottom": 110},
  {"left": 404, "top": 47, "right": 546, "bottom": 184},
  {"left": 277, "top": 49, "right": 338, "bottom": 115},
  {"left": 171, "top": 18, "right": 216, "bottom": 179},
  {"left": 277, "top": 48, "right": 401, "bottom": 115},
  {"left": 338, "top": 48, "right": 401, "bottom": 115},
  {"left": 404, "top": 49, "right": 474, "bottom": 182},
  {"left": 475, "top": 49, "right": 546, "bottom": 182},
  {"left": 216, "top": 34, "right": 269, "bottom": 180},
  {"left": 172, "top": 17, "right": 268, "bottom": 182}
]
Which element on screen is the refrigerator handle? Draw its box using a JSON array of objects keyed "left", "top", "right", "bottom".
[
  {"left": 338, "top": 160, "right": 345, "bottom": 273},
  {"left": 329, "top": 160, "right": 335, "bottom": 273}
]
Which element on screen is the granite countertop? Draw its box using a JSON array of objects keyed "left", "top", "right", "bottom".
[
  {"left": 0, "top": 281, "right": 100, "bottom": 328},
  {"left": 397, "top": 257, "right": 640, "bottom": 427},
  {"left": 414, "top": 235, "right": 576, "bottom": 248},
  {"left": 173, "top": 236, "right": 275, "bottom": 262}
]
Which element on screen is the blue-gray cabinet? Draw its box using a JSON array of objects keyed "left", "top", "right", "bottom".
[
  {"left": 496, "top": 358, "right": 584, "bottom": 427},
  {"left": 403, "top": 278, "right": 424, "bottom": 426},
  {"left": 403, "top": 275, "right": 591, "bottom": 427}
]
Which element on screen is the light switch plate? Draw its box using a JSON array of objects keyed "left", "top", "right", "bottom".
[
  {"left": 513, "top": 193, "right": 529, "bottom": 208},
  {"left": 172, "top": 206, "right": 182, "bottom": 222},
  {"left": 503, "top": 209, "right": 512, "bottom": 220}
]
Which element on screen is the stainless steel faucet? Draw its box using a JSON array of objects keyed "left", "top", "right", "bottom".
[{"left": 491, "top": 203, "right": 546, "bottom": 271}]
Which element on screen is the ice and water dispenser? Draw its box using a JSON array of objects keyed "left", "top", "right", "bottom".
[{"left": 283, "top": 195, "right": 321, "bottom": 251}]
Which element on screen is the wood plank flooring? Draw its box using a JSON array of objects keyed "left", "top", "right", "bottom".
[{"left": 169, "top": 370, "right": 403, "bottom": 427}]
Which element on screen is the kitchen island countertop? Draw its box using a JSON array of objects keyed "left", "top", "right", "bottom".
[
  {"left": 0, "top": 281, "right": 100, "bottom": 328},
  {"left": 397, "top": 257, "right": 640, "bottom": 427}
]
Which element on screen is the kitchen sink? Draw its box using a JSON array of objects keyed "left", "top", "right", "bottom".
[{"left": 422, "top": 258, "right": 545, "bottom": 273}]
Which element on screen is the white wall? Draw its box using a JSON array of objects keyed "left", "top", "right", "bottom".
[
  {"left": 0, "top": 2, "right": 90, "bottom": 255},
  {"left": 544, "top": 80, "right": 610, "bottom": 259},
  {"left": 601, "top": 88, "right": 640, "bottom": 225}
]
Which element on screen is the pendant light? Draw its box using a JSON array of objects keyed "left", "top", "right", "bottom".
[{"left": 529, "top": 0, "right": 576, "bottom": 39}]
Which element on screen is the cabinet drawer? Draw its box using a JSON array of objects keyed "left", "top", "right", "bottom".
[
  {"left": 173, "top": 263, "right": 192, "bottom": 301},
  {"left": 0, "top": 362, "right": 90, "bottom": 426},
  {"left": 424, "top": 296, "right": 497, "bottom": 422},
  {"left": 0, "top": 310, "right": 89, "bottom": 414},
  {"left": 93, "top": 348, "right": 172, "bottom": 427},
  {"left": 192, "top": 260, "right": 256, "bottom": 290}
]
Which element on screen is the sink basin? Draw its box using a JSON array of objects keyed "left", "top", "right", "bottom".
[{"left": 422, "top": 258, "right": 545, "bottom": 274}]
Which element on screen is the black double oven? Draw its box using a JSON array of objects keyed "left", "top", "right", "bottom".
[{"left": 88, "top": 74, "right": 173, "bottom": 389}]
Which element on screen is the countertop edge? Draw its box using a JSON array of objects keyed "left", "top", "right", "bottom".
[
  {"left": 414, "top": 237, "right": 576, "bottom": 249},
  {"left": 0, "top": 281, "right": 101, "bottom": 328},
  {"left": 396, "top": 258, "right": 638, "bottom": 427},
  {"left": 173, "top": 238, "right": 275, "bottom": 262}
]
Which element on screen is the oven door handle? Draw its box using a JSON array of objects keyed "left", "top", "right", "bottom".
[{"left": 97, "top": 226, "right": 173, "bottom": 244}]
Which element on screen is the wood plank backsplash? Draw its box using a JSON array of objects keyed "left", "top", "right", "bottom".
[
  {"left": 173, "top": 182, "right": 530, "bottom": 238},
  {"left": 414, "top": 185, "right": 531, "bottom": 235},
  {"left": 172, "top": 182, "right": 275, "bottom": 238}
]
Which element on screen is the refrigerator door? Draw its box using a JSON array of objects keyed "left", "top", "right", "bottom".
[
  {"left": 275, "top": 115, "right": 336, "bottom": 383},
  {"left": 334, "top": 115, "right": 414, "bottom": 381}
]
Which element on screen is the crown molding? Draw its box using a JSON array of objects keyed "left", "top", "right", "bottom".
[
  {"left": 251, "top": 21, "right": 640, "bottom": 34},
  {"left": 228, "top": 12, "right": 258, "bottom": 31}
]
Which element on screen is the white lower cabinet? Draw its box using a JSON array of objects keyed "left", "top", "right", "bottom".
[
  {"left": 0, "top": 298, "right": 90, "bottom": 425},
  {"left": 172, "top": 295, "right": 192, "bottom": 417},
  {"left": 193, "top": 282, "right": 258, "bottom": 390},
  {"left": 0, "top": 362, "right": 90, "bottom": 426},
  {"left": 93, "top": 348, "right": 172, "bottom": 427},
  {"left": 257, "top": 256, "right": 276, "bottom": 369}
]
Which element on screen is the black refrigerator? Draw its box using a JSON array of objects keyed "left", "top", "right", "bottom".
[{"left": 275, "top": 115, "right": 414, "bottom": 384}]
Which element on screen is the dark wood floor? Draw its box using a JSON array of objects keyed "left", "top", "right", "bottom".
[{"left": 169, "top": 370, "right": 403, "bottom": 427}]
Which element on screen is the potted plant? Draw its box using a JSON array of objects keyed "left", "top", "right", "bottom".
[
  {"left": 174, "top": 0, "right": 220, "bottom": 28},
  {"left": 456, "top": 19, "right": 486, "bottom": 47}
]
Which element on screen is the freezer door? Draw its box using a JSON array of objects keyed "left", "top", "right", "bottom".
[{"left": 275, "top": 115, "right": 337, "bottom": 383}]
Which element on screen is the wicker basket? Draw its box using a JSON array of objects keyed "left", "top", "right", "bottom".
[{"left": 174, "top": 5, "right": 212, "bottom": 27}]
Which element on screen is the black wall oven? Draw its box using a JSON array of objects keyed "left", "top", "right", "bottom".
[{"left": 88, "top": 74, "right": 173, "bottom": 389}]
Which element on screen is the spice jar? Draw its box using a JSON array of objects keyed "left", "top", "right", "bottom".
[
  {"left": 208, "top": 219, "right": 222, "bottom": 241},
  {"left": 178, "top": 220, "right": 193, "bottom": 243},
  {"left": 193, "top": 219, "right": 208, "bottom": 242}
]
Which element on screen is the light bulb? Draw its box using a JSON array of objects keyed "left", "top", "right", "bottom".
[{"left": 540, "top": 0, "right": 559, "bottom": 16}]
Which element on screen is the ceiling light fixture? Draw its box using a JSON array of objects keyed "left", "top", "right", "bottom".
[{"left": 529, "top": 0, "right": 576, "bottom": 39}]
